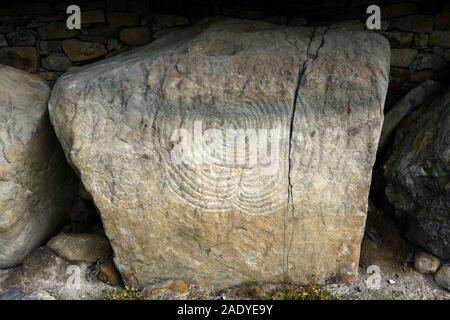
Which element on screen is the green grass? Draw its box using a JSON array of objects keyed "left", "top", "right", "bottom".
[
  {"left": 258, "top": 283, "right": 339, "bottom": 300},
  {"left": 103, "top": 286, "right": 143, "bottom": 300}
]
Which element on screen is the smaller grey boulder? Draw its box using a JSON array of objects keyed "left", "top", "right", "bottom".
[
  {"left": 47, "top": 233, "right": 112, "bottom": 263},
  {"left": 414, "top": 251, "right": 440, "bottom": 274},
  {"left": 41, "top": 53, "right": 71, "bottom": 72},
  {"left": 435, "top": 264, "right": 450, "bottom": 291}
]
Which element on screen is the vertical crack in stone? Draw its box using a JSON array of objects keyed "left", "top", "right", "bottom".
[{"left": 283, "top": 27, "right": 329, "bottom": 281}]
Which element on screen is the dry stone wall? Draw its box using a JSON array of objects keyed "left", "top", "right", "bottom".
[{"left": 0, "top": 0, "right": 448, "bottom": 110}]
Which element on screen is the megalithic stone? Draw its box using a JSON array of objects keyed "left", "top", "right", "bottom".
[
  {"left": 49, "top": 19, "right": 390, "bottom": 289},
  {"left": 0, "top": 65, "right": 78, "bottom": 268}
]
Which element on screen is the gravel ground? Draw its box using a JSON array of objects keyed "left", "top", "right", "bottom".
[{"left": 0, "top": 211, "right": 448, "bottom": 300}]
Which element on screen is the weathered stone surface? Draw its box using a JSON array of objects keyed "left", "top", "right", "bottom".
[
  {"left": 6, "top": 28, "right": 36, "bottom": 47},
  {"left": 390, "top": 48, "right": 417, "bottom": 68},
  {"left": 414, "top": 251, "right": 440, "bottom": 274},
  {"left": 390, "top": 15, "right": 434, "bottom": 33},
  {"left": 435, "top": 264, "right": 450, "bottom": 291},
  {"left": 37, "top": 22, "right": 79, "bottom": 40},
  {"left": 41, "top": 53, "right": 71, "bottom": 72},
  {"left": 98, "top": 260, "right": 122, "bottom": 286},
  {"left": 429, "top": 31, "right": 450, "bottom": 49},
  {"left": 47, "top": 233, "right": 112, "bottom": 263},
  {"left": 385, "top": 88, "right": 450, "bottom": 260},
  {"left": 0, "top": 65, "right": 77, "bottom": 268},
  {"left": 38, "top": 41, "right": 61, "bottom": 54},
  {"left": 62, "top": 39, "right": 107, "bottom": 62},
  {"left": 0, "top": 287, "right": 54, "bottom": 300},
  {"left": 49, "top": 19, "right": 389, "bottom": 289},
  {"left": 119, "top": 27, "right": 151, "bottom": 46},
  {"left": 383, "top": 32, "right": 413, "bottom": 48},
  {"left": 378, "top": 80, "right": 442, "bottom": 152},
  {"left": 410, "top": 52, "right": 447, "bottom": 72},
  {"left": 142, "top": 279, "right": 190, "bottom": 299},
  {"left": 0, "top": 47, "right": 39, "bottom": 73}
]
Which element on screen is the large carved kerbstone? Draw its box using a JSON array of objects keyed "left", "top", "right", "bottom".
[
  {"left": 49, "top": 19, "right": 390, "bottom": 289},
  {"left": 0, "top": 65, "right": 77, "bottom": 268}
]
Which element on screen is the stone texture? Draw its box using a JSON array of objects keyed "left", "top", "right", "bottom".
[
  {"left": 98, "top": 260, "right": 122, "bottom": 286},
  {"left": 6, "top": 28, "right": 36, "bottom": 46},
  {"left": 37, "top": 22, "right": 79, "bottom": 40},
  {"left": 0, "top": 47, "right": 39, "bottom": 73},
  {"left": 385, "top": 88, "right": 450, "bottom": 260},
  {"left": 435, "top": 264, "right": 450, "bottom": 291},
  {"left": 390, "top": 48, "right": 417, "bottom": 68},
  {"left": 119, "top": 27, "right": 151, "bottom": 46},
  {"left": 429, "top": 31, "right": 450, "bottom": 49},
  {"left": 0, "top": 65, "right": 77, "bottom": 268},
  {"left": 0, "top": 287, "right": 54, "bottom": 300},
  {"left": 41, "top": 53, "right": 71, "bottom": 72},
  {"left": 414, "top": 251, "right": 440, "bottom": 274},
  {"left": 49, "top": 19, "right": 390, "bottom": 289},
  {"left": 410, "top": 52, "right": 447, "bottom": 72},
  {"left": 383, "top": 32, "right": 413, "bottom": 48},
  {"left": 38, "top": 41, "right": 61, "bottom": 54},
  {"left": 390, "top": 15, "right": 434, "bottom": 33},
  {"left": 378, "top": 80, "right": 442, "bottom": 152},
  {"left": 142, "top": 279, "right": 190, "bottom": 299},
  {"left": 47, "top": 233, "right": 112, "bottom": 263},
  {"left": 62, "top": 39, "right": 107, "bottom": 62}
]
